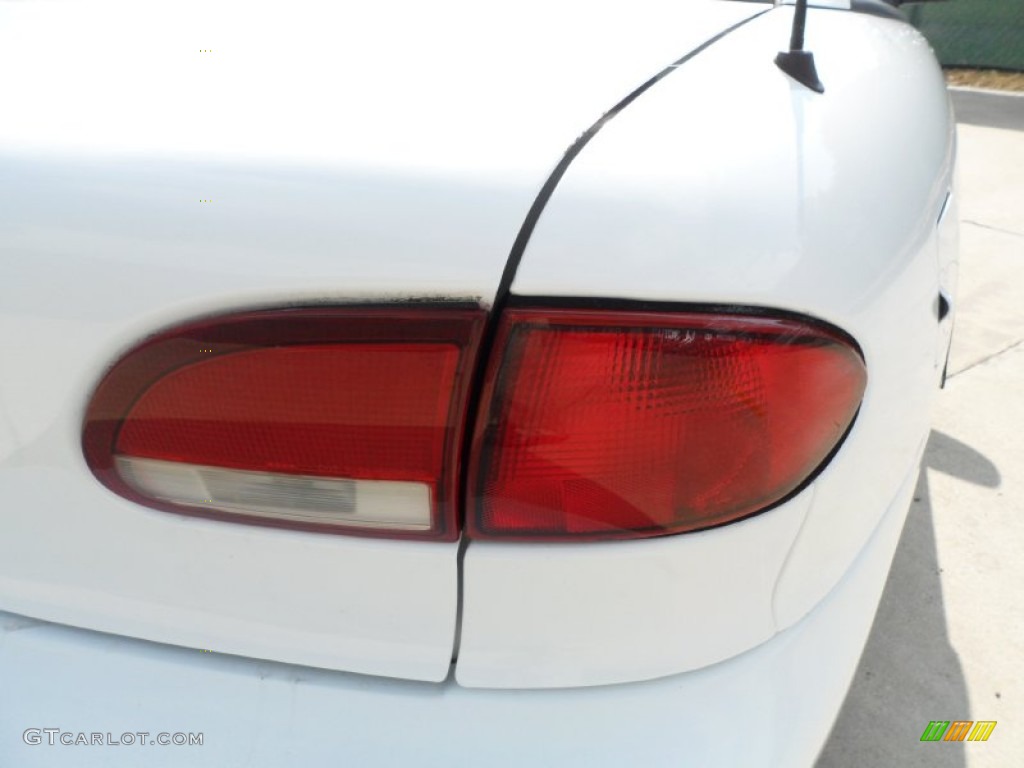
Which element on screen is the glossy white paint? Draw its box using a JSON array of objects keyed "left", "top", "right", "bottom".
[
  {"left": 457, "top": 490, "right": 810, "bottom": 688},
  {"left": 0, "top": 0, "right": 954, "bottom": 717},
  {"left": 462, "top": 7, "right": 955, "bottom": 684},
  {"left": 0, "top": 0, "right": 759, "bottom": 308},
  {"left": 0, "top": 497, "right": 459, "bottom": 682},
  {"left": 0, "top": 455, "right": 918, "bottom": 767},
  {"left": 0, "top": 0, "right": 760, "bottom": 679},
  {"left": 0, "top": 0, "right": 757, "bottom": 174}
]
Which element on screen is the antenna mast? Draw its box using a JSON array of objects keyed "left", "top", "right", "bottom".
[{"left": 775, "top": 0, "right": 825, "bottom": 93}]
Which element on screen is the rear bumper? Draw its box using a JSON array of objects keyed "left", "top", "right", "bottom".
[{"left": 0, "top": 464, "right": 917, "bottom": 768}]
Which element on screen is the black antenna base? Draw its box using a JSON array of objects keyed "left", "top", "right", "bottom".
[{"left": 775, "top": 50, "right": 825, "bottom": 94}]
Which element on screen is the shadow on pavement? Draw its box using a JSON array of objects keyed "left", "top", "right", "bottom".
[
  {"left": 950, "top": 88, "right": 1024, "bottom": 132},
  {"left": 925, "top": 430, "right": 1000, "bottom": 489},
  {"left": 815, "top": 428, "right": 997, "bottom": 767}
]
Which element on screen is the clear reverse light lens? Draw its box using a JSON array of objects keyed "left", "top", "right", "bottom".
[{"left": 116, "top": 456, "right": 432, "bottom": 530}]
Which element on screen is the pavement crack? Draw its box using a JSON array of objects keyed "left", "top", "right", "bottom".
[
  {"left": 963, "top": 219, "right": 1024, "bottom": 239},
  {"left": 948, "top": 338, "right": 1024, "bottom": 380}
]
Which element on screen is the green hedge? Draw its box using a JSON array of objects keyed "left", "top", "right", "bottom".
[{"left": 908, "top": 0, "right": 1024, "bottom": 71}]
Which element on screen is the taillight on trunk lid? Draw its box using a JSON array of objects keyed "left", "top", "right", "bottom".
[{"left": 83, "top": 307, "right": 485, "bottom": 541}]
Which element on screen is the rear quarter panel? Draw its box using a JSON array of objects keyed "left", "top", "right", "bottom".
[{"left": 458, "top": 7, "right": 956, "bottom": 686}]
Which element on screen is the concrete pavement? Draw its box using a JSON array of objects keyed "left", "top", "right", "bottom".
[{"left": 816, "top": 93, "right": 1024, "bottom": 767}]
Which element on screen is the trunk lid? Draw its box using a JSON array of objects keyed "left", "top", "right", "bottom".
[{"left": 0, "top": 0, "right": 759, "bottom": 680}]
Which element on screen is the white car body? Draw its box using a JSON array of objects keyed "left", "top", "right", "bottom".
[{"left": 0, "top": 0, "right": 956, "bottom": 765}]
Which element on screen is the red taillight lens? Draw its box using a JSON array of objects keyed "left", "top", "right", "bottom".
[
  {"left": 83, "top": 308, "right": 485, "bottom": 540},
  {"left": 85, "top": 304, "right": 864, "bottom": 542},
  {"left": 468, "top": 309, "right": 866, "bottom": 540}
]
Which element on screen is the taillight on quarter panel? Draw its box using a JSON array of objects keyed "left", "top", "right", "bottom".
[
  {"left": 467, "top": 309, "right": 866, "bottom": 540},
  {"left": 83, "top": 308, "right": 486, "bottom": 541}
]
